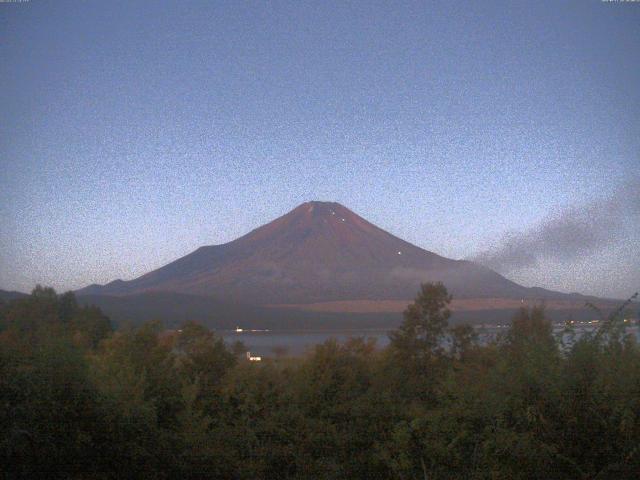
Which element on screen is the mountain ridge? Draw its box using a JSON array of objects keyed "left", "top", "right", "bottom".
[{"left": 77, "top": 201, "right": 597, "bottom": 305}]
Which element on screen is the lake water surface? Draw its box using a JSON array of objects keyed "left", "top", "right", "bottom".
[{"left": 220, "top": 325, "right": 640, "bottom": 358}]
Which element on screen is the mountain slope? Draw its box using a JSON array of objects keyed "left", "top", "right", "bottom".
[
  {"left": 76, "top": 291, "right": 616, "bottom": 330},
  {"left": 0, "top": 289, "right": 29, "bottom": 302},
  {"left": 77, "top": 201, "right": 582, "bottom": 304},
  {"left": 76, "top": 291, "right": 402, "bottom": 330}
]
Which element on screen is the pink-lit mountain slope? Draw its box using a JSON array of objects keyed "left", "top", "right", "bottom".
[{"left": 78, "top": 201, "right": 594, "bottom": 306}]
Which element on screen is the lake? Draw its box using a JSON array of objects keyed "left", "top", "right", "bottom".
[{"left": 220, "top": 324, "right": 640, "bottom": 358}]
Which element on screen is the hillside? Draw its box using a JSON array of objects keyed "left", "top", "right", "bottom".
[{"left": 78, "top": 201, "right": 591, "bottom": 307}]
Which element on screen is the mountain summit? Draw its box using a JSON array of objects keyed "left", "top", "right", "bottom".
[{"left": 78, "top": 201, "right": 566, "bottom": 304}]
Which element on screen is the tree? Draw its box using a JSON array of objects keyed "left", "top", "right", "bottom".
[
  {"left": 382, "top": 282, "right": 454, "bottom": 465},
  {"left": 231, "top": 339, "right": 248, "bottom": 356},
  {"left": 67, "top": 301, "right": 112, "bottom": 349},
  {"left": 389, "top": 282, "right": 452, "bottom": 363},
  {"left": 174, "top": 322, "right": 236, "bottom": 386},
  {"left": 272, "top": 345, "right": 290, "bottom": 358},
  {"left": 449, "top": 323, "right": 478, "bottom": 361},
  {"left": 502, "top": 305, "right": 556, "bottom": 355}
]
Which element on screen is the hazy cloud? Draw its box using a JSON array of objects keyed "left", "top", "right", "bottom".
[{"left": 474, "top": 179, "right": 640, "bottom": 272}]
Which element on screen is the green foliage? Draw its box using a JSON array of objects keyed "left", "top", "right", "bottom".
[
  {"left": 1, "top": 286, "right": 639, "bottom": 479},
  {"left": 390, "top": 282, "right": 452, "bottom": 361},
  {"left": 386, "top": 282, "right": 454, "bottom": 404},
  {"left": 0, "top": 286, "right": 112, "bottom": 349}
]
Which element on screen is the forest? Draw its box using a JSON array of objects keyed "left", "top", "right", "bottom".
[{"left": 1, "top": 283, "right": 639, "bottom": 479}]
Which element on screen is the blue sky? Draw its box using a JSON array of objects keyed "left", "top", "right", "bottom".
[{"left": 1, "top": 0, "right": 638, "bottom": 298}]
